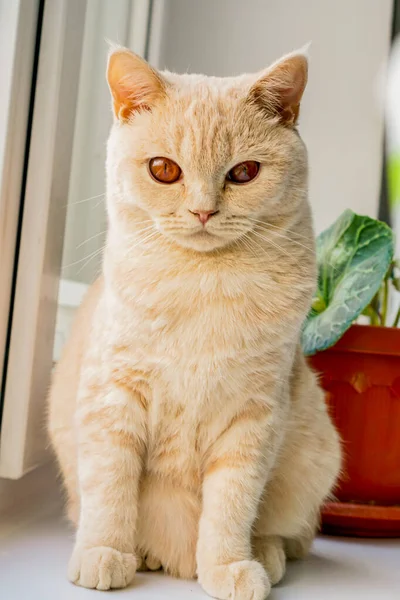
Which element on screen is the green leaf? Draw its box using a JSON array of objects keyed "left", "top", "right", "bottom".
[{"left": 302, "top": 210, "right": 394, "bottom": 356}]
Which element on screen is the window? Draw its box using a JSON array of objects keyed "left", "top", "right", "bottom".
[{"left": 0, "top": 0, "right": 155, "bottom": 479}]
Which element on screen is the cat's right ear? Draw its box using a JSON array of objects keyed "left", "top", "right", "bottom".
[
  {"left": 107, "top": 47, "right": 166, "bottom": 122},
  {"left": 248, "top": 49, "right": 308, "bottom": 126}
]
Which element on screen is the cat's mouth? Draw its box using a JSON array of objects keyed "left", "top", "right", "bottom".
[
  {"left": 156, "top": 216, "right": 251, "bottom": 252},
  {"left": 181, "top": 228, "right": 224, "bottom": 249},
  {"left": 189, "top": 229, "right": 216, "bottom": 239},
  {"left": 164, "top": 225, "right": 234, "bottom": 252}
]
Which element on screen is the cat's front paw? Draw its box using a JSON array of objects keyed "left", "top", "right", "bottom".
[
  {"left": 68, "top": 545, "right": 137, "bottom": 590},
  {"left": 199, "top": 560, "right": 270, "bottom": 600}
]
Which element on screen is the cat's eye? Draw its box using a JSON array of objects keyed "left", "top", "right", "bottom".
[
  {"left": 149, "top": 157, "right": 182, "bottom": 184},
  {"left": 227, "top": 161, "right": 260, "bottom": 184}
]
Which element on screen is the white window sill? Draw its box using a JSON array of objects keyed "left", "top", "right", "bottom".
[{"left": 0, "top": 492, "right": 399, "bottom": 599}]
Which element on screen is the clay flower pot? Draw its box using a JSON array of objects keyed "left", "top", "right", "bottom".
[{"left": 310, "top": 324, "right": 400, "bottom": 537}]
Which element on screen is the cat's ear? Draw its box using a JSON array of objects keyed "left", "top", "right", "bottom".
[
  {"left": 248, "top": 49, "right": 308, "bottom": 126},
  {"left": 107, "top": 47, "right": 166, "bottom": 121}
]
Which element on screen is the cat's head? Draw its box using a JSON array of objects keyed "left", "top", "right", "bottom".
[{"left": 106, "top": 47, "right": 309, "bottom": 252}]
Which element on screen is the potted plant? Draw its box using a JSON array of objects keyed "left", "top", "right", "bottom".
[{"left": 302, "top": 209, "right": 400, "bottom": 537}]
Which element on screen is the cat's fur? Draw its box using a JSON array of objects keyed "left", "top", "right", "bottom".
[{"left": 48, "top": 47, "right": 341, "bottom": 599}]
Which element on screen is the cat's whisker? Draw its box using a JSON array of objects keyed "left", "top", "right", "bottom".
[
  {"left": 136, "top": 232, "right": 163, "bottom": 258},
  {"left": 132, "top": 224, "right": 158, "bottom": 236},
  {"left": 76, "top": 247, "right": 105, "bottom": 276},
  {"left": 250, "top": 230, "right": 292, "bottom": 258},
  {"left": 62, "top": 246, "right": 105, "bottom": 270},
  {"left": 211, "top": 224, "right": 249, "bottom": 233},
  {"left": 76, "top": 230, "right": 107, "bottom": 249},
  {"left": 136, "top": 233, "right": 163, "bottom": 258},
  {"left": 223, "top": 218, "right": 313, "bottom": 253},
  {"left": 250, "top": 237, "right": 275, "bottom": 259},
  {"left": 61, "top": 245, "right": 105, "bottom": 276},
  {"left": 252, "top": 222, "right": 341, "bottom": 274},
  {"left": 65, "top": 192, "right": 105, "bottom": 208},
  {"left": 76, "top": 225, "right": 153, "bottom": 250},
  {"left": 242, "top": 232, "right": 273, "bottom": 258},
  {"left": 247, "top": 217, "right": 313, "bottom": 242},
  {"left": 93, "top": 198, "right": 106, "bottom": 209},
  {"left": 162, "top": 228, "right": 190, "bottom": 234},
  {"left": 132, "top": 220, "right": 154, "bottom": 226},
  {"left": 76, "top": 223, "right": 155, "bottom": 252},
  {"left": 243, "top": 232, "right": 310, "bottom": 274},
  {"left": 129, "top": 229, "right": 160, "bottom": 253},
  {"left": 237, "top": 235, "right": 259, "bottom": 260},
  {"left": 252, "top": 227, "right": 313, "bottom": 253}
]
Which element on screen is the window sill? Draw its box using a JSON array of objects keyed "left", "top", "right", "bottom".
[{"left": 0, "top": 490, "right": 399, "bottom": 599}]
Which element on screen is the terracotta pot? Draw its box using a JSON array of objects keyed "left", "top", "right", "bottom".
[{"left": 309, "top": 324, "right": 400, "bottom": 537}]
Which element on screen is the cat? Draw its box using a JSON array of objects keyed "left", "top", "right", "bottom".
[{"left": 48, "top": 46, "right": 341, "bottom": 600}]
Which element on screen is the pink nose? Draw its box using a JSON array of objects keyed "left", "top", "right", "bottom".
[{"left": 190, "top": 209, "right": 219, "bottom": 224}]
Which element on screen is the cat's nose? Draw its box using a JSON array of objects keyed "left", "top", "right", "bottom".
[{"left": 189, "top": 209, "right": 219, "bottom": 224}]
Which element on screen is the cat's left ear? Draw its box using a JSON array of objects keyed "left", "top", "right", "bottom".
[
  {"left": 248, "top": 49, "right": 308, "bottom": 126},
  {"left": 107, "top": 47, "right": 166, "bottom": 121}
]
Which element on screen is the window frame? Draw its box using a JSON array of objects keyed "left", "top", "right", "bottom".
[
  {"left": 0, "top": 0, "right": 156, "bottom": 480},
  {"left": 0, "top": 0, "right": 41, "bottom": 429},
  {"left": 0, "top": 0, "right": 87, "bottom": 478}
]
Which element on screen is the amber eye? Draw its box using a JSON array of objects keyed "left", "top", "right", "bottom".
[
  {"left": 227, "top": 161, "right": 260, "bottom": 184},
  {"left": 149, "top": 157, "right": 182, "bottom": 184}
]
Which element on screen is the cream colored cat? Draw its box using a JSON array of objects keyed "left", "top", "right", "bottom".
[{"left": 48, "top": 47, "right": 341, "bottom": 600}]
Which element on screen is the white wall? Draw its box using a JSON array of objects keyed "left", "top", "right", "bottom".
[{"left": 156, "top": 0, "right": 393, "bottom": 232}]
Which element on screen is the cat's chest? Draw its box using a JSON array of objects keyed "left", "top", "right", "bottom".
[
  {"left": 144, "top": 382, "right": 238, "bottom": 488},
  {"left": 119, "top": 269, "right": 277, "bottom": 364},
  {"left": 145, "top": 400, "right": 199, "bottom": 485},
  {"left": 107, "top": 271, "right": 289, "bottom": 487},
  {"left": 108, "top": 269, "right": 286, "bottom": 408}
]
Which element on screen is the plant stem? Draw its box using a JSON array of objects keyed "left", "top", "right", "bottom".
[
  {"left": 382, "top": 277, "right": 389, "bottom": 327},
  {"left": 368, "top": 306, "right": 381, "bottom": 326},
  {"left": 393, "top": 306, "right": 400, "bottom": 328}
]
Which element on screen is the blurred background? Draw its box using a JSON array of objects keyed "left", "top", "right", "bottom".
[{"left": 0, "top": 0, "right": 399, "bottom": 478}]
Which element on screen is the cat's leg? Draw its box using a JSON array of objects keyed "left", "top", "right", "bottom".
[
  {"left": 252, "top": 535, "right": 286, "bottom": 586},
  {"left": 68, "top": 380, "right": 147, "bottom": 591},
  {"left": 254, "top": 357, "right": 341, "bottom": 582},
  {"left": 48, "top": 418, "right": 80, "bottom": 526},
  {"left": 197, "top": 400, "right": 279, "bottom": 600},
  {"left": 284, "top": 518, "right": 318, "bottom": 560},
  {"left": 252, "top": 515, "right": 318, "bottom": 585}
]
